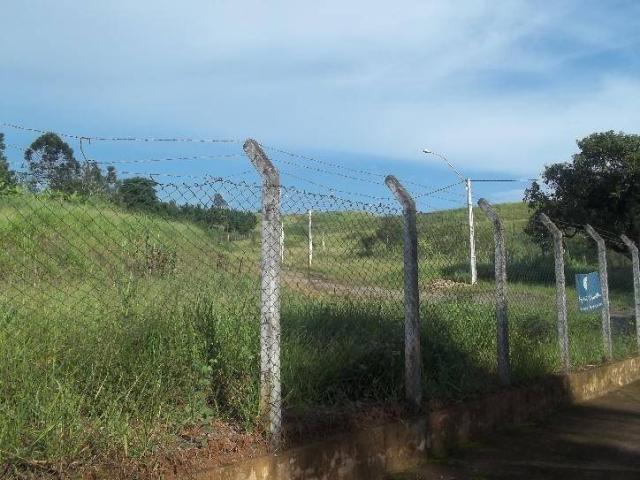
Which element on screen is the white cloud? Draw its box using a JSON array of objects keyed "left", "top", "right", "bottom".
[{"left": 1, "top": 0, "right": 639, "bottom": 177}]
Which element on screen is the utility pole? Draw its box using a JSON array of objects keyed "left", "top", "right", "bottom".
[
  {"left": 466, "top": 178, "right": 478, "bottom": 284},
  {"left": 424, "top": 149, "right": 477, "bottom": 285},
  {"left": 308, "top": 209, "right": 313, "bottom": 268}
]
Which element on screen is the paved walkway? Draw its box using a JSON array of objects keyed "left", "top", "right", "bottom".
[{"left": 389, "top": 380, "right": 640, "bottom": 479}]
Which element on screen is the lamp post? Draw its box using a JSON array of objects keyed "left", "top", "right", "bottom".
[{"left": 423, "top": 149, "right": 477, "bottom": 285}]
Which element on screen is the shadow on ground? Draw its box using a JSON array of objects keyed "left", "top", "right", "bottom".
[{"left": 388, "top": 380, "right": 640, "bottom": 480}]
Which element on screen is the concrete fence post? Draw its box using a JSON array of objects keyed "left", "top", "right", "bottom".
[
  {"left": 620, "top": 234, "right": 640, "bottom": 353},
  {"left": 243, "top": 138, "right": 282, "bottom": 449},
  {"left": 539, "top": 214, "right": 570, "bottom": 373},
  {"left": 478, "top": 199, "right": 510, "bottom": 386},
  {"left": 385, "top": 175, "right": 422, "bottom": 411},
  {"left": 280, "top": 220, "right": 285, "bottom": 263},
  {"left": 466, "top": 179, "right": 478, "bottom": 285},
  {"left": 585, "top": 225, "right": 612, "bottom": 362}
]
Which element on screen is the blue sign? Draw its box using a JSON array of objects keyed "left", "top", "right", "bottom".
[{"left": 575, "top": 272, "right": 604, "bottom": 312}]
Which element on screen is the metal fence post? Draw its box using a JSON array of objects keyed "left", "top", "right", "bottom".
[
  {"left": 384, "top": 175, "right": 422, "bottom": 411},
  {"left": 539, "top": 214, "right": 570, "bottom": 373},
  {"left": 478, "top": 199, "right": 510, "bottom": 386},
  {"left": 585, "top": 224, "right": 612, "bottom": 362},
  {"left": 243, "top": 138, "right": 282, "bottom": 449},
  {"left": 621, "top": 234, "right": 640, "bottom": 353}
]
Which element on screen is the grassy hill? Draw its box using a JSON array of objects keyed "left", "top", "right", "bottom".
[{"left": 0, "top": 190, "right": 636, "bottom": 476}]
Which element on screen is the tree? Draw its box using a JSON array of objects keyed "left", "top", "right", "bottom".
[
  {"left": 525, "top": 131, "right": 640, "bottom": 249},
  {"left": 25, "top": 133, "right": 81, "bottom": 192},
  {"left": 208, "top": 193, "right": 229, "bottom": 226},
  {"left": 0, "top": 133, "right": 16, "bottom": 188},
  {"left": 80, "top": 161, "right": 106, "bottom": 195},
  {"left": 212, "top": 193, "right": 228, "bottom": 209},
  {"left": 226, "top": 209, "right": 257, "bottom": 234},
  {"left": 106, "top": 166, "right": 117, "bottom": 186},
  {"left": 116, "top": 177, "right": 159, "bottom": 211}
]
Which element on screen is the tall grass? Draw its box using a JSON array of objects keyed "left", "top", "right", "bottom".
[{"left": 0, "top": 192, "right": 637, "bottom": 474}]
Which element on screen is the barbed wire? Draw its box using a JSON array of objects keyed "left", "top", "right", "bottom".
[
  {"left": 279, "top": 169, "right": 393, "bottom": 203},
  {"left": 2, "top": 122, "right": 485, "bottom": 210},
  {"left": 261, "top": 144, "right": 386, "bottom": 178},
  {"left": 471, "top": 178, "right": 539, "bottom": 183},
  {"left": 267, "top": 153, "right": 467, "bottom": 205},
  {"left": 414, "top": 181, "right": 466, "bottom": 199},
  {"left": 90, "top": 153, "right": 246, "bottom": 165},
  {"left": 5, "top": 157, "right": 255, "bottom": 183},
  {"left": 1, "top": 122, "right": 238, "bottom": 144},
  {"left": 426, "top": 194, "right": 466, "bottom": 205},
  {"left": 119, "top": 170, "right": 256, "bottom": 181},
  {"left": 7, "top": 160, "right": 396, "bottom": 213},
  {"left": 270, "top": 155, "right": 383, "bottom": 186},
  {"left": 281, "top": 184, "right": 398, "bottom": 213},
  {"left": 5, "top": 151, "right": 446, "bottom": 212},
  {"left": 262, "top": 144, "right": 457, "bottom": 194}
]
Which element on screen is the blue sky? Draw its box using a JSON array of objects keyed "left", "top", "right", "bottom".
[{"left": 1, "top": 0, "right": 639, "bottom": 209}]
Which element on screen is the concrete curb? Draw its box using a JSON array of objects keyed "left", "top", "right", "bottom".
[{"left": 192, "top": 356, "right": 640, "bottom": 480}]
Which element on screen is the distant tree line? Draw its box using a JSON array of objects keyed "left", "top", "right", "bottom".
[
  {"left": 116, "top": 177, "right": 257, "bottom": 234},
  {"left": 0, "top": 132, "right": 257, "bottom": 234}
]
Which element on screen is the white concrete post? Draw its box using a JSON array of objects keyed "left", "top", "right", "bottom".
[
  {"left": 539, "top": 213, "right": 570, "bottom": 373},
  {"left": 243, "top": 138, "right": 282, "bottom": 449},
  {"left": 621, "top": 234, "right": 640, "bottom": 353},
  {"left": 308, "top": 209, "right": 313, "bottom": 268},
  {"left": 385, "top": 175, "right": 422, "bottom": 411},
  {"left": 466, "top": 179, "right": 478, "bottom": 285},
  {"left": 478, "top": 199, "right": 510, "bottom": 386},
  {"left": 585, "top": 224, "right": 613, "bottom": 362}
]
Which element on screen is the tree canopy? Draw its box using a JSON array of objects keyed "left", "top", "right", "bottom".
[
  {"left": 116, "top": 177, "right": 160, "bottom": 210},
  {"left": 24, "top": 133, "right": 117, "bottom": 195},
  {"left": 525, "top": 131, "right": 640, "bottom": 248},
  {"left": 13, "top": 133, "right": 257, "bottom": 234},
  {"left": 25, "top": 132, "right": 81, "bottom": 193},
  {"left": 115, "top": 181, "right": 258, "bottom": 234},
  {"left": 0, "top": 133, "right": 16, "bottom": 187}
]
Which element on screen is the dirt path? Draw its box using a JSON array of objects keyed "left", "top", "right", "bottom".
[
  {"left": 282, "top": 269, "right": 498, "bottom": 304},
  {"left": 282, "top": 269, "right": 404, "bottom": 300}
]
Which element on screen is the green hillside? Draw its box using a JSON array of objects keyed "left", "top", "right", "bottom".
[{"left": 0, "top": 190, "right": 636, "bottom": 476}]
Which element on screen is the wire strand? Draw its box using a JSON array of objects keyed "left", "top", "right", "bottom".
[{"left": 2, "top": 122, "right": 238, "bottom": 144}]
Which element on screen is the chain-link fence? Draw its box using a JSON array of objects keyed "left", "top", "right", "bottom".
[
  {"left": 1, "top": 132, "right": 639, "bottom": 466},
  {"left": 279, "top": 186, "right": 407, "bottom": 425},
  {"left": 523, "top": 220, "right": 640, "bottom": 370},
  {"left": 413, "top": 194, "right": 640, "bottom": 404}
]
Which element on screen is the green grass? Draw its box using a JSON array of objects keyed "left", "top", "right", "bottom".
[{"left": 0, "top": 191, "right": 637, "bottom": 475}]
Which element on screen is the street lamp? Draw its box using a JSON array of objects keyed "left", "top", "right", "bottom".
[
  {"left": 423, "top": 149, "right": 478, "bottom": 285},
  {"left": 423, "top": 149, "right": 465, "bottom": 181}
]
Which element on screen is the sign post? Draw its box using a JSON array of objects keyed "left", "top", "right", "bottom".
[{"left": 575, "top": 272, "right": 604, "bottom": 312}]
